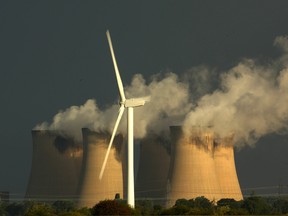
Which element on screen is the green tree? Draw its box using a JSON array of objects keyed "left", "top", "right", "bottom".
[
  {"left": 242, "top": 196, "right": 272, "bottom": 215},
  {"left": 5, "top": 202, "right": 26, "bottom": 216},
  {"left": 175, "top": 198, "right": 190, "bottom": 207},
  {"left": 217, "top": 198, "right": 249, "bottom": 215},
  {"left": 24, "top": 203, "right": 56, "bottom": 216},
  {"left": 194, "top": 196, "right": 213, "bottom": 209},
  {"left": 91, "top": 200, "right": 134, "bottom": 215},
  {"left": 217, "top": 198, "right": 238, "bottom": 208},
  {"left": 160, "top": 205, "right": 190, "bottom": 215},
  {"left": 77, "top": 207, "right": 92, "bottom": 216},
  {"left": 135, "top": 199, "right": 154, "bottom": 215},
  {"left": 52, "top": 200, "right": 76, "bottom": 214},
  {"left": 152, "top": 204, "right": 163, "bottom": 215},
  {"left": 215, "top": 205, "right": 230, "bottom": 215},
  {"left": 0, "top": 202, "right": 7, "bottom": 216},
  {"left": 58, "top": 212, "right": 86, "bottom": 216},
  {"left": 171, "top": 197, "right": 216, "bottom": 215},
  {"left": 273, "top": 198, "right": 288, "bottom": 214}
]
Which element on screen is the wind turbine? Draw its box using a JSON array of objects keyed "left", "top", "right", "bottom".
[{"left": 99, "top": 30, "right": 148, "bottom": 208}]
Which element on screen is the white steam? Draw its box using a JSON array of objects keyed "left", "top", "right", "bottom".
[
  {"left": 183, "top": 36, "right": 288, "bottom": 146},
  {"left": 35, "top": 73, "right": 191, "bottom": 141},
  {"left": 125, "top": 73, "right": 192, "bottom": 137},
  {"left": 35, "top": 100, "right": 103, "bottom": 141},
  {"left": 36, "top": 35, "right": 288, "bottom": 146}
]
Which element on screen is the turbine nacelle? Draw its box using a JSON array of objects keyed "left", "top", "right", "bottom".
[{"left": 124, "top": 98, "right": 147, "bottom": 108}]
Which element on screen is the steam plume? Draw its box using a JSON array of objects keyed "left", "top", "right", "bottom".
[
  {"left": 36, "top": 35, "right": 288, "bottom": 147},
  {"left": 183, "top": 35, "right": 288, "bottom": 146},
  {"left": 35, "top": 73, "right": 191, "bottom": 141}
]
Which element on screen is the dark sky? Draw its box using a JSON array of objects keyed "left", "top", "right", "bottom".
[{"left": 1, "top": 1, "right": 288, "bottom": 199}]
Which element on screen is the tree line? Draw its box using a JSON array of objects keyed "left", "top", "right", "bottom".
[{"left": 1, "top": 196, "right": 288, "bottom": 215}]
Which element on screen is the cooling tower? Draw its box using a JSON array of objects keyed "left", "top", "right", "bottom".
[
  {"left": 135, "top": 135, "right": 170, "bottom": 205},
  {"left": 214, "top": 138, "right": 243, "bottom": 200},
  {"left": 26, "top": 130, "right": 82, "bottom": 201},
  {"left": 167, "top": 126, "right": 222, "bottom": 206},
  {"left": 77, "top": 128, "right": 126, "bottom": 208}
]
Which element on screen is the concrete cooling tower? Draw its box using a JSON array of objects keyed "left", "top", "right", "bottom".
[
  {"left": 77, "top": 128, "right": 126, "bottom": 208},
  {"left": 26, "top": 127, "right": 242, "bottom": 207},
  {"left": 214, "top": 138, "right": 243, "bottom": 201},
  {"left": 167, "top": 126, "right": 223, "bottom": 206},
  {"left": 135, "top": 135, "right": 170, "bottom": 205},
  {"left": 167, "top": 126, "right": 243, "bottom": 206},
  {"left": 26, "top": 130, "right": 82, "bottom": 201}
]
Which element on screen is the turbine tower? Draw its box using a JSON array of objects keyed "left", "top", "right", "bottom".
[{"left": 99, "top": 30, "right": 148, "bottom": 208}]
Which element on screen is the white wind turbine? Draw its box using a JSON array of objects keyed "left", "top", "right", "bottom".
[{"left": 99, "top": 30, "right": 149, "bottom": 208}]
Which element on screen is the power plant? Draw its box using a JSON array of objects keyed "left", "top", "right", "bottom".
[{"left": 26, "top": 126, "right": 243, "bottom": 206}]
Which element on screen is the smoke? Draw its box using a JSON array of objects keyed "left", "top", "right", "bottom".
[
  {"left": 36, "top": 35, "right": 288, "bottom": 147},
  {"left": 183, "top": 35, "right": 288, "bottom": 146}
]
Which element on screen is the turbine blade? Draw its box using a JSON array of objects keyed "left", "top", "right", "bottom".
[
  {"left": 106, "top": 30, "right": 126, "bottom": 102},
  {"left": 99, "top": 105, "right": 125, "bottom": 180}
]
